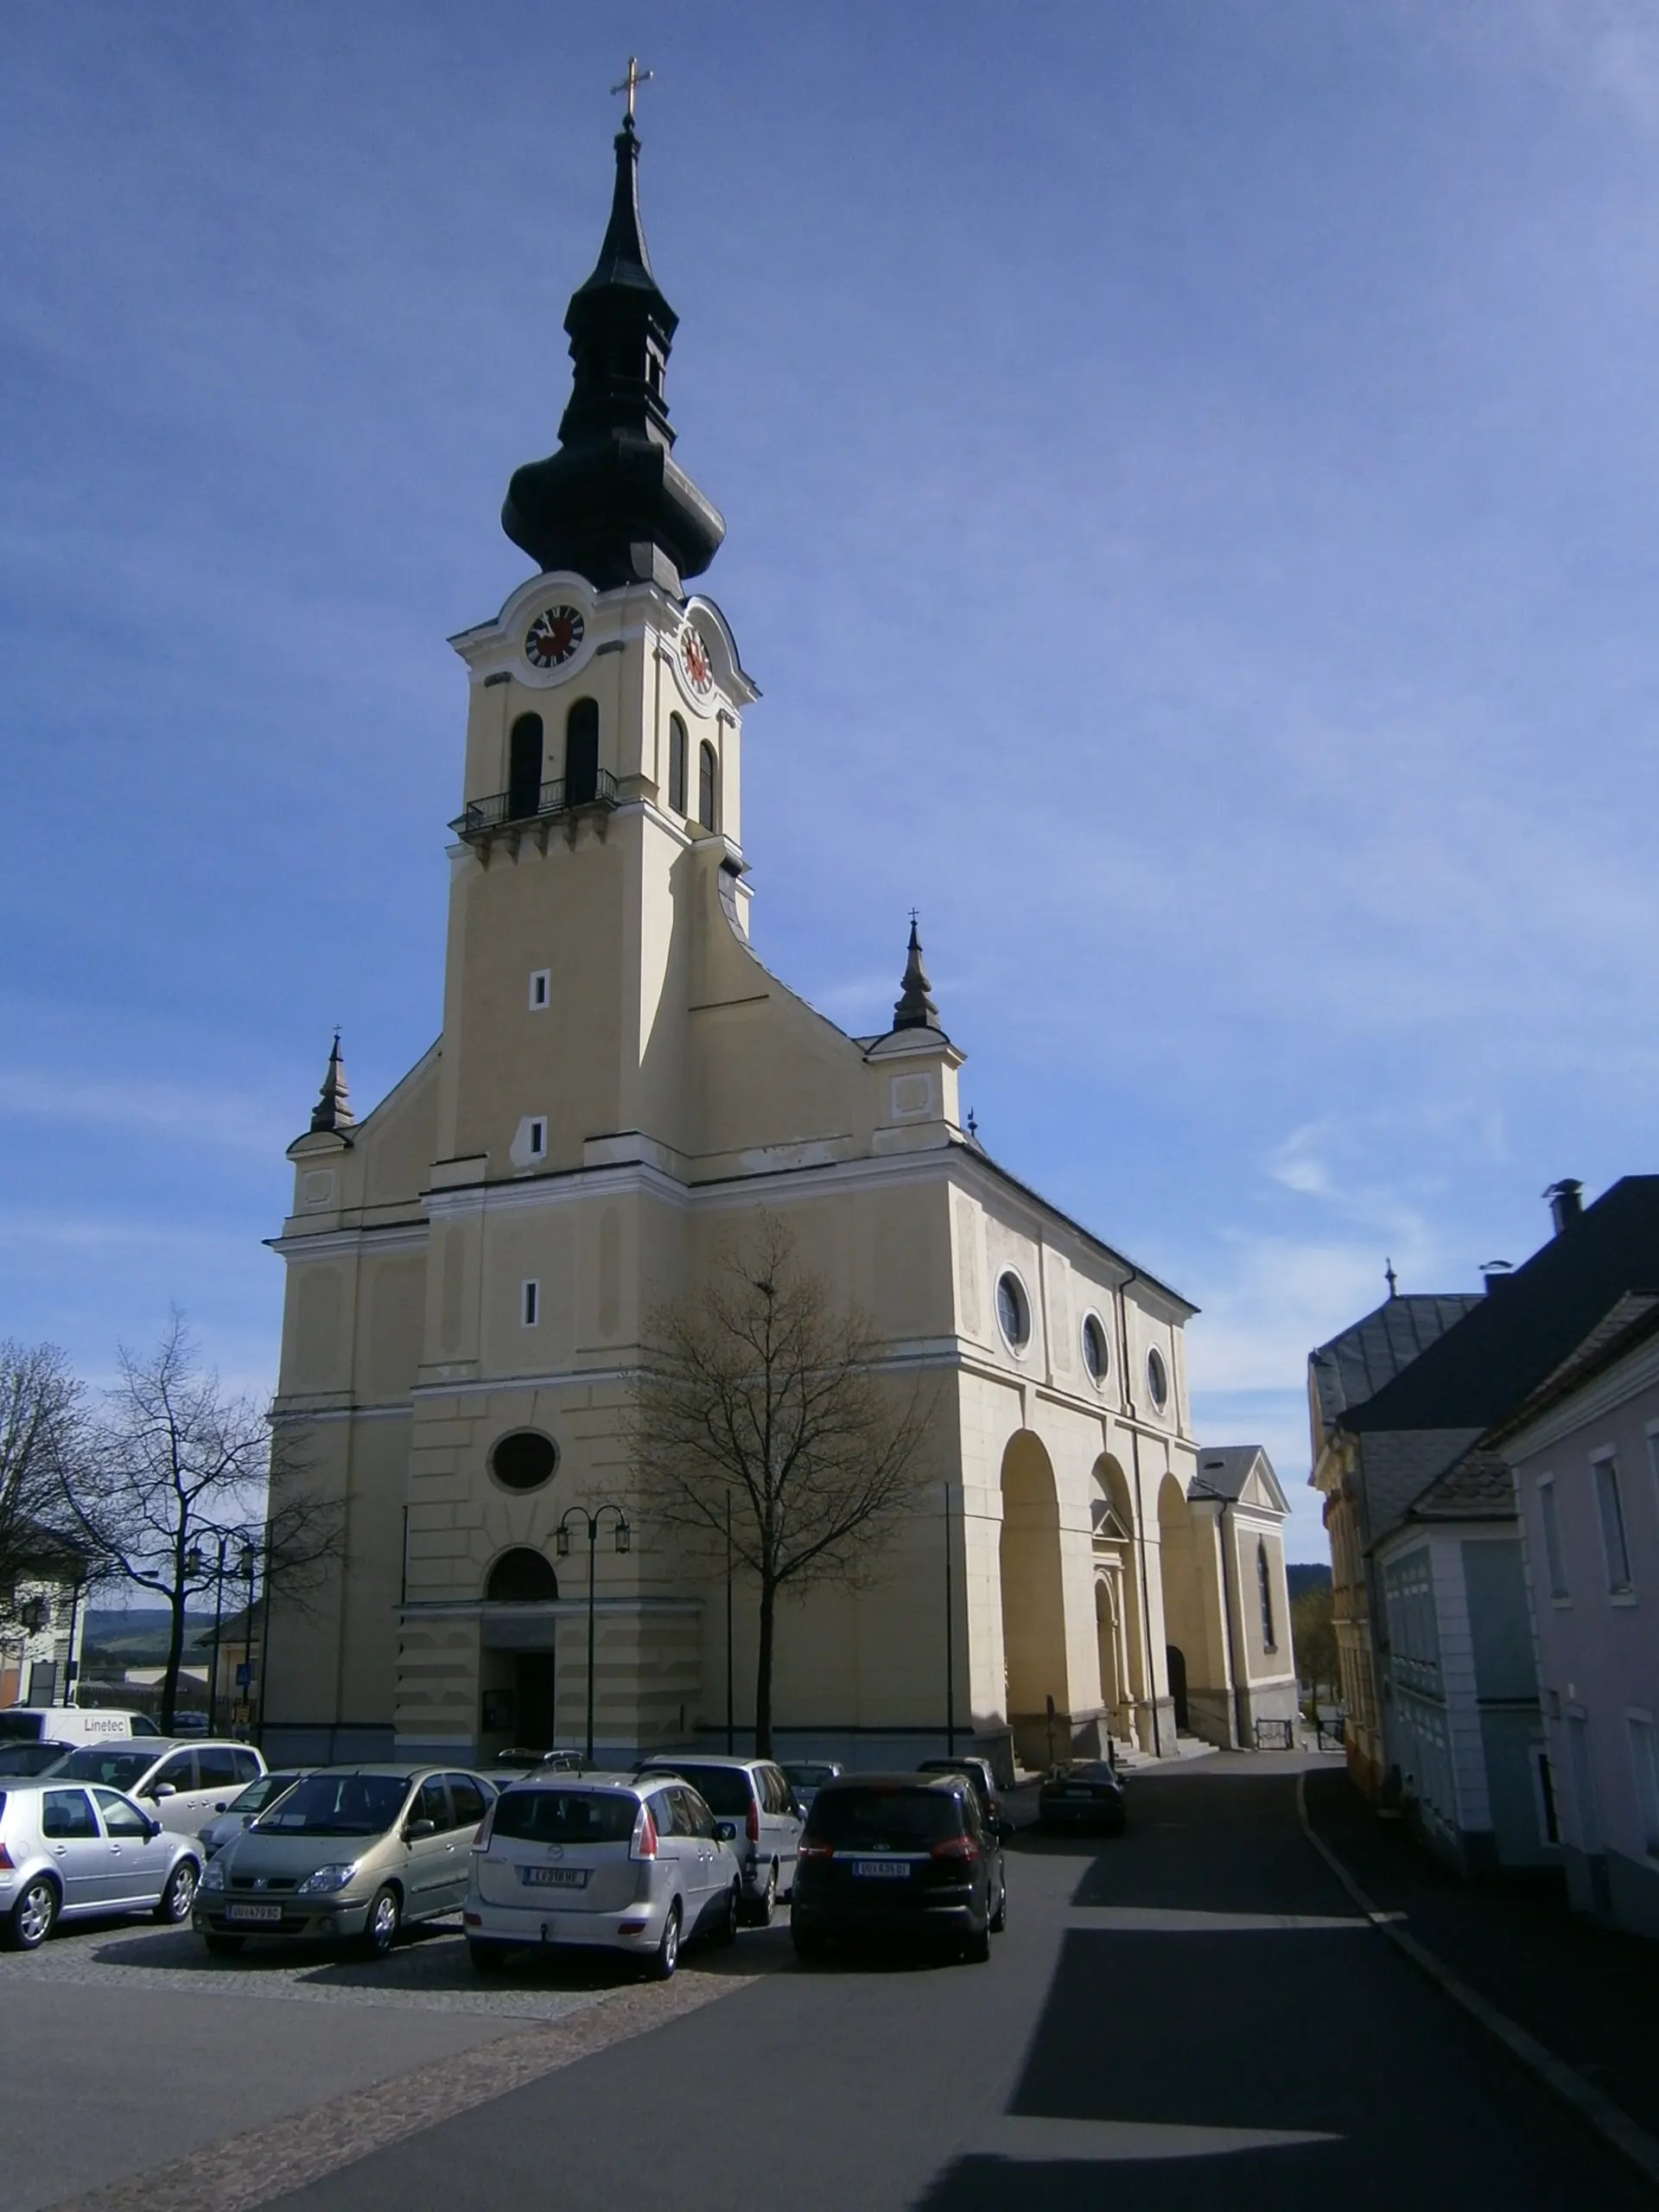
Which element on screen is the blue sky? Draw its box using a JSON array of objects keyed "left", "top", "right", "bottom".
[{"left": 6, "top": 3, "right": 1659, "bottom": 1559}]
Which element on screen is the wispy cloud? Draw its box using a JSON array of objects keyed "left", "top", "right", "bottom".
[{"left": 0, "top": 1073, "right": 288, "bottom": 1159}]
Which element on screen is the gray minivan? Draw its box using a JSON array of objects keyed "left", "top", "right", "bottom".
[{"left": 634, "top": 1756, "right": 804, "bottom": 1924}]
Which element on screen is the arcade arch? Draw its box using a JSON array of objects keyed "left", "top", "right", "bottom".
[{"left": 999, "top": 1431, "right": 1068, "bottom": 1770}]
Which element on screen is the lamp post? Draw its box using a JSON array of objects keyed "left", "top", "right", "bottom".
[
  {"left": 555, "top": 1504, "right": 632, "bottom": 1764},
  {"left": 239, "top": 1543, "right": 257, "bottom": 1736}
]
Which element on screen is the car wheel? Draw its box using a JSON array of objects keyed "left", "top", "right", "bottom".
[
  {"left": 359, "top": 1885, "right": 401, "bottom": 1960},
  {"left": 962, "top": 1922, "right": 992, "bottom": 1964},
  {"left": 745, "top": 1860, "right": 778, "bottom": 1928},
  {"left": 468, "top": 1939, "right": 508, "bottom": 1975},
  {"left": 6, "top": 1876, "right": 59, "bottom": 1950},
  {"left": 989, "top": 1875, "right": 1007, "bottom": 1935},
  {"left": 648, "top": 1903, "right": 681, "bottom": 1981},
  {"left": 204, "top": 1934, "right": 245, "bottom": 1958},
  {"left": 155, "top": 1860, "right": 198, "bottom": 1924},
  {"left": 715, "top": 1881, "right": 740, "bottom": 1948}
]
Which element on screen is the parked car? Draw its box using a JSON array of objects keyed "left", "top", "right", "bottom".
[
  {"left": 0, "top": 1707, "right": 161, "bottom": 1746},
  {"left": 1037, "top": 1760, "right": 1127, "bottom": 1836},
  {"left": 48, "top": 1740, "right": 265, "bottom": 1837},
  {"left": 0, "top": 1739, "right": 77, "bottom": 1777},
  {"left": 633, "top": 1756, "right": 804, "bottom": 1924},
  {"left": 917, "top": 1754, "right": 1005, "bottom": 1829},
  {"left": 781, "top": 1760, "right": 843, "bottom": 1812},
  {"left": 790, "top": 1772, "right": 1009, "bottom": 1965},
  {"left": 0, "top": 1778, "right": 200, "bottom": 1948},
  {"left": 194, "top": 1764, "right": 497, "bottom": 1958},
  {"left": 465, "top": 1772, "right": 741, "bottom": 1980},
  {"left": 197, "top": 1770, "right": 307, "bottom": 1858}
]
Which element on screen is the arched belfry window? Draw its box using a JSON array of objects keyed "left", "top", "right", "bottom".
[
  {"left": 486, "top": 1547, "right": 558, "bottom": 1604},
  {"left": 507, "top": 715, "right": 543, "bottom": 821},
  {"left": 1257, "top": 1540, "right": 1276, "bottom": 1652},
  {"left": 668, "top": 714, "right": 688, "bottom": 816},
  {"left": 565, "top": 698, "right": 600, "bottom": 808},
  {"left": 698, "top": 739, "right": 718, "bottom": 833}
]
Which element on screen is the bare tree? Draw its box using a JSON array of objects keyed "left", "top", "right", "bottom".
[
  {"left": 68, "top": 1315, "right": 342, "bottom": 1731},
  {"left": 632, "top": 1217, "right": 931, "bottom": 1755},
  {"left": 0, "top": 1341, "right": 90, "bottom": 1620}
]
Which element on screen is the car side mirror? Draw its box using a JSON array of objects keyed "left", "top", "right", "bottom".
[
  {"left": 997, "top": 1819, "right": 1014, "bottom": 1844},
  {"left": 149, "top": 1783, "right": 175, "bottom": 1800},
  {"left": 404, "top": 1817, "right": 437, "bottom": 1841},
  {"left": 145, "top": 1818, "right": 163, "bottom": 1840},
  {"left": 213, "top": 1801, "right": 228, "bottom": 1813},
  {"left": 715, "top": 1821, "right": 737, "bottom": 1842}
]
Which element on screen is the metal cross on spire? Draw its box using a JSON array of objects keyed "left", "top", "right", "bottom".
[
  {"left": 1384, "top": 1257, "right": 1398, "bottom": 1300},
  {"left": 611, "top": 56, "right": 653, "bottom": 126}
]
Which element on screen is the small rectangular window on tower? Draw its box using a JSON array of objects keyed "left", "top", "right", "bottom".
[
  {"left": 522, "top": 1281, "right": 539, "bottom": 1328},
  {"left": 527, "top": 1117, "right": 547, "bottom": 1159},
  {"left": 529, "top": 969, "right": 550, "bottom": 1009}
]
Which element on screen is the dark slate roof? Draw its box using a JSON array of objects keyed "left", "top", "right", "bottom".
[
  {"left": 1401, "top": 1446, "right": 1516, "bottom": 1522},
  {"left": 1191, "top": 1446, "right": 1264, "bottom": 1501},
  {"left": 1310, "top": 1294, "right": 1483, "bottom": 1430},
  {"left": 1348, "top": 1177, "right": 1659, "bottom": 1434},
  {"left": 1484, "top": 1291, "right": 1659, "bottom": 1450}
]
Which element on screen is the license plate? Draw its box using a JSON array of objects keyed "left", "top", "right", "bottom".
[
  {"left": 520, "top": 1866, "right": 588, "bottom": 1888},
  {"left": 226, "top": 1903, "right": 283, "bottom": 1923},
  {"left": 1063, "top": 1789, "right": 1094, "bottom": 1799},
  {"left": 852, "top": 1859, "right": 911, "bottom": 1879}
]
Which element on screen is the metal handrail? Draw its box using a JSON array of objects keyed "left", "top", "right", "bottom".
[{"left": 451, "top": 769, "right": 616, "bottom": 836}]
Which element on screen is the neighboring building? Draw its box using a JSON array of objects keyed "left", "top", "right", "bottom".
[
  {"left": 1488, "top": 1296, "right": 1659, "bottom": 1940},
  {"left": 1310, "top": 1175, "right": 1659, "bottom": 1874},
  {"left": 0, "top": 1539, "right": 90, "bottom": 1713},
  {"left": 1183, "top": 1447, "right": 1300, "bottom": 1747},
  {"left": 262, "top": 117, "right": 1248, "bottom": 1777}
]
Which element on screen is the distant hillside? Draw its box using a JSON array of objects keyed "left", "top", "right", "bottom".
[
  {"left": 1287, "top": 1563, "right": 1332, "bottom": 1599},
  {"left": 83, "top": 1609, "right": 217, "bottom": 1664}
]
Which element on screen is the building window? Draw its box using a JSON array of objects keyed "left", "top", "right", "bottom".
[
  {"left": 527, "top": 1117, "right": 547, "bottom": 1159},
  {"left": 1538, "top": 1476, "right": 1569, "bottom": 1600},
  {"left": 1080, "top": 1313, "right": 1109, "bottom": 1386},
  {"left": 507, "top": 714, "right": 544, "bottom": 820},
  {"left": 1630, "top": 1715, "right": 1659, "bottom": 1858},
  {"left": 566, "top": 697, "right": 600, "bottom": 807},
  {"left": 668, "top": 714, "right": 687, "bottom": 814},
  {"left": 698, "top": 739, "right": 718, "bottom": 832},
  {"left": 995, "top": 1272, "right": 1031, "bottom": 1351},
  {"left": 1258, "top": 1540, "right": 1277, "bottom": 1652},
  {"left": 529, "top": 969, "right": 550, "bottom": 1009},
  {"left": 1594, "top": 1454, "right": 1633, "bottom": 1594},
  {"left": 1147, "top": 1346, "right": 1168, "bottom": 1408},
  {"left": 521, "top": 1281, "right": 539, "bottom": 1328},
  {"left": 489, "top": 1431, "right": 559, "bottom": 1492}
]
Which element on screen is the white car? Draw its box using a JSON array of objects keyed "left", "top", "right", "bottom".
[
  {"left": 634, "top": 1756, "right": 804, "bottom": 1924},
  {"left": 48, "top": 1740, "right": 265, "bottom": 1838},
  {"left": 0, "top": 1778, "right": 200, "bottom": 1948},
  {"left": 464, "top": 1773, "right": 742, "bottom": 1979}
]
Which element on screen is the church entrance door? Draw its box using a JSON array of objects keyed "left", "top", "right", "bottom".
[
  {"left": 515, "top": 1651, "right": 556, "bottom": 1751},
  {"left": 1166, "top": 1645, "right": 1189, "bottom": 1733}
]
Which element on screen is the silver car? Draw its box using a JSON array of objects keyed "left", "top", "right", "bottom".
[
  {"left": 48, "top": 1740, "right": 266, "bottom": 1838},
  {"left": 194, "top": 1764, "right": 496, "bottom": 1958},
  {"left": 634, "top": 1756, "right": 804, "bottom": 1924},
  {"left": 464, "top": 1773, "right": 742, "bottom": 1979},
  {"left": 0, "top": 1777, "right": 201, "bottom": 1948},
  {"left": 197, "top": 1770, "right": 306, "bottom": 1858}
]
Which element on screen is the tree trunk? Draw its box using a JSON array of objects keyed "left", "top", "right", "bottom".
[
  {"left": 161, "top": 1578, "right": 189, "bottom": 1733},
  {"left": 754, "top": 1575, "right": 777, "bottom": 1758}
]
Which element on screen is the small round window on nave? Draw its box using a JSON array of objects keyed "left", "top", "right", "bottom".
[
  {"left": 996, "top": 1272, "right": 1031, "bottom": 1351},
  {"left": 1081, "top": 1313, "right": 1109, "bottom": 1384},
  {"left": 1147, "top": 1348, "right": 1169, "bottom": 1408},
  {"left": 490, "top": 1431, "right": 559, "bottom": 1492}
]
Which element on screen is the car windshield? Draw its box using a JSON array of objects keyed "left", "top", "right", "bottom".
[
  {"left": 54, "top": 1748, "right": 156, "bottom": 1790},
  {"left": 784, "top": 1764, "right": 837, "bottom": 1788},
  {"left": 492, "top": 1789, "right": 639, "bottom": 1845},
  {"left": 1058, "top": 1763, "right": 1118, "bottom": 1783},
  {"left": 236, "top": 1773, "right": 299, "bottom": 1815},
  {"left": 257, "top": 1773, "right": 410, "bottom": 1836},
  {"left": 808, "top": 1787, "right": 963, "bottom": 1848},
  {"left": 0, "top": 1712, "right": 43, "bottom": 1743},
  {"left": 0, "top": 1741, "right": 68, "bottom": 1776},
  {"left": 639, "top": 1764, "right": 753, "bottom": 1816}
]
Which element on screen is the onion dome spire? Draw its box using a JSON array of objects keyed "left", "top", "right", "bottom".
[
  {"left": 893, "top": 913, "right": 942, "bottom": 1033},
  {"left": 501, "top": 115, "right": 725, "bottom": 594},
  {"left": 308, "top": 1031, "right": 355, "bottom": 1135}
]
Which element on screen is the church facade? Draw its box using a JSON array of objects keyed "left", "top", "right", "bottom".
[{"left": 264, "top": 116, "right": 1294, "bottom": 1778}]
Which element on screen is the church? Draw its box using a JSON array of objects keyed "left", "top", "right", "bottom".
[{"left": 263, "top": 103, "right": 1297, "bottom": 1779}]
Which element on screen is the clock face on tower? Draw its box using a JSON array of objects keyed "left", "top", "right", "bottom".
[
  {"left": 524, "top": 605, "right": 585, "bottom": 670},
  {"left": 680, "top": 623, "right": 713, "bottom": 696}
]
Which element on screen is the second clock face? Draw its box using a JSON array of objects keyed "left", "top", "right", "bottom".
[
  {"left": 525, "top": 605, "right": 585, "bottom": 670},
  {"left": 680, "top": 623, "right": 713, "bottom": 696}
]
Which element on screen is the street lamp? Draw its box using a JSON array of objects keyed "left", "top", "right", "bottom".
[
  {"left": 555, "top": 1504, "right": 632, "bottom": 1764},
  {"left": 239, "top": 1543, "right": 257, "bottom": 1737}
]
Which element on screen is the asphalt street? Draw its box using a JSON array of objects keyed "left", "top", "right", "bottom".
[{"left": 5, "top": 1755, "right": 1651, "bottom": 2211}]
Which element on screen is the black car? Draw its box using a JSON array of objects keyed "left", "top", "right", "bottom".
[
  {"left": 916, "top": 1754, "right": 1005, "bottom": 1829},
  {"left": 790, "top": 1773, "right": 1009, "bottom": 1965},
  {"left": 1037, "top": 1759, "right": 1127, "bottom": 1835}
]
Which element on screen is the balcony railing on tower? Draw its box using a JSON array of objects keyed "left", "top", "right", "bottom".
[{"left": 449, "top": 770, "right": 618, "bottom": 843}]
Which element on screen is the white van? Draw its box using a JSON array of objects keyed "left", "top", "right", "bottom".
[{"left": 0, "top": 1707, "right": 162, "bottom": 1746}]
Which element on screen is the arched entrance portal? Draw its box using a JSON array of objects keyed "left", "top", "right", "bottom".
[
  {"left": 480, "top": 1548, "right": 559, "bottom": 1753},
  {"left": 1000, "top": 1431, "right": 1069, "bottom": 1771},
  {"left": 1090, "top": 1454, "right": 1141, "bottom": 1746}
]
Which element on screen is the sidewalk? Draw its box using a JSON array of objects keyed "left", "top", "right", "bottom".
[{"left": 1303, "top": 1766, "right": 1659, "bottom": 2151}]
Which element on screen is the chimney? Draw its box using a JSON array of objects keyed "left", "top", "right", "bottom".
[
  {"left": 1545, "top": 1179, "right": 1583, "bottom": 1236},
  {"left": 1482, "top": 1261, "right": 1513, "bottom": 1294}
]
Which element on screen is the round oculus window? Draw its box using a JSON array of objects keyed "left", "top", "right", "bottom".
[
  {"left": 996, "top": 1272, "right": 1031, "bottom": 1351},
  {"left": 1147, "top": 1348, "right": 1169, "bottom": 1408},
  {"left": 1081, "top": 1313, "right": 1109, "bottom": 1385},
  {"left": 489, "top": 1430, "right": 559, "bottom": 1493}
]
